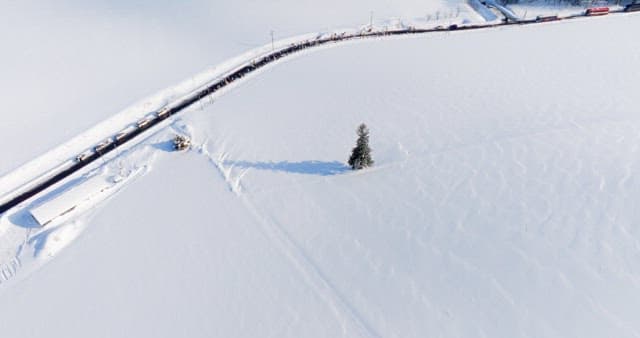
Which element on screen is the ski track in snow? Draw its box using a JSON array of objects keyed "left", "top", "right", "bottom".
[
  {"left": 198, "top": 61, "right": 640, "bottom": 333},
  {"left": 0, "top": 218, "right": 27, "bottom": 285},
  {"left": 240, "top": 195, "right": 382, "bottom": 338},
  {"left": 0, "top": 131, "right": 162, "bottom": 285},
  {"left": 197, "top": 143, "right": 380, "bottom": 337},
  {"left": 194, "top": 94, "right": 640, "bottom": 336}
]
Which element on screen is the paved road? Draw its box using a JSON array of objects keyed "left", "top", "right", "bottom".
[{"left": 0, "top": 10, "right": 633, "bottom": 216}]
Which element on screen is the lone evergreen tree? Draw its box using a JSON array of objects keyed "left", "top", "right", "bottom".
[{"left": 348, "top": 123, "right": 374, "bottom": 170}]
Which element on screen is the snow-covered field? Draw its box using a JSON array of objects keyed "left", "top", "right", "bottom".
[
  {"left": 2, "top": 1, "right": 640, "bottom": 337},
  {"left": 0, "top": 0, "right": 455, "bottom": 175}
]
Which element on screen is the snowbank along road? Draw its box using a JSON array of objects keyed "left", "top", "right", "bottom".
[{"left": 0, "top": 7, "right": 638, "bottom": 217}]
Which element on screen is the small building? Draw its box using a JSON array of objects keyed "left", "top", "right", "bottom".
[{"left": 29, "top": 175, "right": 113, "bottom": 227}]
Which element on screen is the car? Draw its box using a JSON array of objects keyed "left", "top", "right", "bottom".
[
  {"left": 94, "top": 138, "right": 114, "bottom": 153},
  {"left": 585, "top": 7, "right": 609, "bottom": 16},
  {"left": 536, "top": 15, "right": 559, "bottom": 22}
]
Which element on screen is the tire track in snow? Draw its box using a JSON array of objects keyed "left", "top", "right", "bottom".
[
  {"left": 0, "top": 216, "right": 28, "bottom": 285},
  {"left": 239, "top": 196, "right": 382, "bottom": 338},
  {"left": 0, "top": 257, "right": 22, "bottom": 285},
  {"left": 197, "top": 148, "right": 380, "bottom": 337}
]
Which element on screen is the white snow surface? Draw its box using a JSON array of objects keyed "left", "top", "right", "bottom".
[{"left": 2, "top": 2, "right": 640, "bottom": 337}]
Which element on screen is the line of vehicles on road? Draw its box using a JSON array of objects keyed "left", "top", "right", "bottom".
[
  {"left": 435, "top": 3, "right": 640, "bottom": 31},
  {"left": 75, "top": 107, "right": 172, "bottom": 163},
  {"left": 475, "top": 2, "right": 640, "bottom": 24},
  {"left": 3, "top": 1, "right": 640, "bottom": 216},
  {"left": 73, "top": 1, "right": 640, "bottom": 166},
  {"left": 534, "top": 3, "right": 640, "bottom": 22}
]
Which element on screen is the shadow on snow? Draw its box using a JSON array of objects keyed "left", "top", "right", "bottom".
[
  {"left": 9, "top": 176, "right": 86, "bottom": 229},
  {"left": 151, "top": 140, "right": 175, "bottom": 152},
  {"left": 226, "top": 160, "right": 350, "bottom": 176}
]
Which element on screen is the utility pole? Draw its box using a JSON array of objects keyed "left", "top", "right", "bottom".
[
  {"left": 369, "top": 11, "right": 374, "bottom": 28},
  {"left": 270, "top": 30, "right": 274, "bottom": 50}
]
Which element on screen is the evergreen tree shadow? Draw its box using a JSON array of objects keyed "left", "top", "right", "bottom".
[
  {"left": 151, "top": 140, "right": 175, "bottom": 152},
  {"left": 225, "top": 160, "right": 349, "bottom": 176}
]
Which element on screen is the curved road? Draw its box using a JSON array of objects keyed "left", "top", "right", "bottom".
[{"left": 0, "top": 10, "right": 633, "bottom": 216}]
